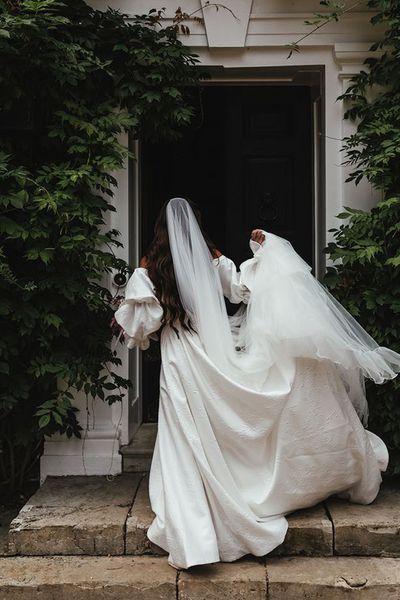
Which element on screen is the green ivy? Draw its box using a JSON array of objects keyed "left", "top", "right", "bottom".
[
  {"left": 323, "top": 0, "right": 400, "bottom": 474},
  {"left": 0, "top": 0, "right": 202, "bottom": 495}
]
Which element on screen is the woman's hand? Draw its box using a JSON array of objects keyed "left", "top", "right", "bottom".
[{"left": 250, "top": 229, "right": 266, "bottom": 245}]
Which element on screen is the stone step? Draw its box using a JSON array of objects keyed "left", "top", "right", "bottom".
[
  {"left": 6, "top": 473, "right": 332, "bottom": 558},
  {"left": 264, "top": 556, "right": 400, "bottom": 599},
  {"left": 126, "top": 474, "right": 334, "bottom": 557},
  {"left": 0, "top": 555, "right": 399, "bottom": 599},
  {"left": 8, "top": 473, "right": 142, "bottom": 556},
  {"left": 5, "top": 473, "right": 400, "bottom": 560},
  {"left": 125, "top": 472, "right": 167, "bottom": 556},
  {"left": 120, "top": 422, "right": 157, "bottom": 472},
  {"left": 326, "top": 480, "right": 400, "bottom": 557},
  {"left": 0, "top": 505, "right": 21, "bottom": 557}
]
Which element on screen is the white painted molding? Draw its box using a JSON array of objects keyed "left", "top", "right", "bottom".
[
  {"left": 333, "top": 42, "right": 383, "bottom": 77},
  {"left": 333, "top": 42, "right": 383, "bottom": 213},
  {"left": 40, "top": 428, "right": 122, "bottom": 484},
  {"left": 166, "top": 8, "right": 382, "bottom": 48},
  {"left": 200, "top": 0, "right": 253, "bottom": 47}
]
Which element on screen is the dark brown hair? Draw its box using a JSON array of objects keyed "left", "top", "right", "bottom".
[{"left": 143, "top": 198, "right": 219, "bottom": 335}]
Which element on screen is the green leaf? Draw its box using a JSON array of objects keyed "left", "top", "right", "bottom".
[
  {"left": 43, "top": 314, "right": 63, "bottom": 329},
  {"left": 38, "top": 414, "right": 51, "bottom": 429},
  {"left": 386, "top": 256, "right": 400, "bottom": 267},
  {"left": 10, "top": 190, "right": 29, "bottom": 209},
  {"left": 53, "top": 412, "right": 63, "bottom": 426},
  {"left": 103, "top": 382, "right": 117, "bottom": 390}
]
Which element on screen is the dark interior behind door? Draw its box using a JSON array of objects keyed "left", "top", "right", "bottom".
[{"left": 140, "top": 85, "right": 313, "bottom": 421}]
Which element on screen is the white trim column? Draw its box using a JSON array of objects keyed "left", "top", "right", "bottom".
[
  {"left": 333, "top": 43, "right": 383, "bottom": 212},
  {"left": 40, "top": 134, "right": 134, "bottom": 482}
]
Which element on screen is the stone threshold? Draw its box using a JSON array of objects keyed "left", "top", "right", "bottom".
[
  {"left": 0, "top": 555, "right": 399, "bottom": 599},
  {"left": 3, "top": 473, "right": 400, "bottom": 559},
  {"left": 120, "top": 423, "right": 157, "bottom": 472}
]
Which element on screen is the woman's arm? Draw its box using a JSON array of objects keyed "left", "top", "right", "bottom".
[
  {"left": 213, "top": 255, "right": 247, "bottom": 303},
  {"left": 213, "top": 229, "right": 266, "bottom": 304}
]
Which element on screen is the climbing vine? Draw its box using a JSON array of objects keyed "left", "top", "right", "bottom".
[
  {"left": 0, "top": 0, "right": 203, "bottom": 496},
  {"left": 322, "top": 0, "right": 400, "bottom": 474}
]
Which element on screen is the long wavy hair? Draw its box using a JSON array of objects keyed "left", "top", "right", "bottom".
[{"left": 143, "top": 198, "right": 219, "bottom": 335}]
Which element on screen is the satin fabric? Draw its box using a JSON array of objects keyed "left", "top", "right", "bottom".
[{"left": 114, "top": 254, "right": 389, "bottom": 569}]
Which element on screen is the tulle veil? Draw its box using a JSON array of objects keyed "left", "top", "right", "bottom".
[{"left": 166, "top": 197, "right": 400, "bottom": 426}]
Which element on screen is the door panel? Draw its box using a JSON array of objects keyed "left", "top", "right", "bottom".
[
  {"left": 140, "top": 85, "right": 313, "bottom": 422},
  {"left": 226, "top": 86, "right": 312, "bottom": 266}
]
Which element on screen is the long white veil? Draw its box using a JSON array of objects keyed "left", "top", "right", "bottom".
[
  {"left": 166, "top": 196, "right": 240, "bottom": 377},
  {"left": 166, "top": 197, "right": 400, "bottom": 426}
]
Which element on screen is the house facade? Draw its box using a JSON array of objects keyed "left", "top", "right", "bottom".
[{"left": 40, "top": 0, "right": 384, "bottom": 482}]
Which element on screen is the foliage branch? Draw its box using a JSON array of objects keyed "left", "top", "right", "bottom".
[
  {"left": 0, "top": 0, "right": 203, "bottom": 495},
  {"left": 322, "top": 0, "right": 400, "bottom": 474}
]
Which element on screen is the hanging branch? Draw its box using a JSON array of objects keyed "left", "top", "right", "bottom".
[
  {"left": 148, "top": 3, "right": 238, "bottom": 36},
  {"left": 286, "top": 0, "right": 363, "bottom": 58}
]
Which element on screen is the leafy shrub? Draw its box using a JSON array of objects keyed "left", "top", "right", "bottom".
[
  {"left": 0, "top": 0, "right": 202, "bottom": 495},
  {"left": 323, "top": 0, "right": 400, "bottom": 474}
]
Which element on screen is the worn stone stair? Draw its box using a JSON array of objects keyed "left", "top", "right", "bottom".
[
  {"left": 7, "top": 471, "right": 400, "bottom": 560},
  {"left": 120, "top": 422, "right": 157, "bottom": 472},
  {"left": 1, "top": 468, "right": 400, "bottom": 597},
  {"left": 6, "top": 473, "right": 337, "bottom": 558},
  {"left": 0, "top": 555, "right": 399, "bottom": 599}
]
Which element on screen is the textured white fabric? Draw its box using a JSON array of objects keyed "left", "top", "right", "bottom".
[
  {"left": 114, "top": 268, "right": 163, "bottom": 350},
  {"left": 165, "top": 198, "right": 400, "bottom": 427},
  {"left": 114, "top": 253, "right": 389, "bottom": 569},
  {"left": 240, "top": 233, "right": 400, "bottom": 387}
]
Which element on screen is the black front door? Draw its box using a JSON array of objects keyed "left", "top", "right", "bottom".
[{"left": 140, "top": 85, "right": 313, "bottom": 421}]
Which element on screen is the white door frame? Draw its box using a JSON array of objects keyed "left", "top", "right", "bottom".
[{"left": 130, "top": 66, "right": 325, "bottom": 435}]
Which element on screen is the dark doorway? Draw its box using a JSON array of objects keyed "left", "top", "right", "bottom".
[{"left": 140, "top": 85, "right": 313, "bottom": 422}]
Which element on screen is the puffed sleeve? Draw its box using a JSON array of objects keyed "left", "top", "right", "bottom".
[
  {"left": 114, "top": 268, "right": 163, "bottom": 350},
  {"left": 213, "top": 239, "right": 265, "bottom": 304},
  {"left": 213, "top": 255, "right": 249, "bottom": 304}
]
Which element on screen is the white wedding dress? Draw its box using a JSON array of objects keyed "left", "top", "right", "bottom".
[{"left": 115, "top": 243, "right": 390, "bottom": 569}]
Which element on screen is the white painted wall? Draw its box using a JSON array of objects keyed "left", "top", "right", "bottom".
[{"left": 40, "top": 0, "right": 383, "bottom": 479}]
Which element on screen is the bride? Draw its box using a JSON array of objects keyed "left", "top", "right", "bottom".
[{"left": 114, "top": 196, "right": 400, "bottom": 570}]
